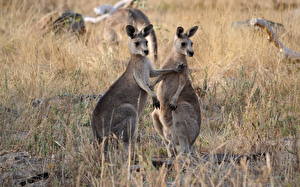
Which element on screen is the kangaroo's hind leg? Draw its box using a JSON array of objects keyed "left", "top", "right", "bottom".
[
  {"left": 172, "top": 118, "right": 191, "bottom": 155},
  {"left": 109, "top": 104, "right": 138, "bottom": 158},
  {"left": 172, "top": 102, "right": 199, "bottom": 155},
  {"left": 152, "top": 110, "right": 177, "bottom": 157},
  {"left": 151, "top": 110, "right": 164, "bottom": 138}
]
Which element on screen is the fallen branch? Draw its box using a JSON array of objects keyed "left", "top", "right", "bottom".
[
  {"left": 232, "top": 18, "right": 285, "bottom": 34},
  {"left": 19, "top": 173, "right": 49, "bottom": 186},
  {"left": 84, "top": 0, "right": 136, "bottom": 23},
  {"left": 233, "top": 18, "right": 300, "bottom": 62},
  {"left": 0, "top": 152, "right": 51, "bottom": 186},
  {"left": 151, "top": 152, "right": 267, "bottom": 169},
  {"left": 250, "top": 18, "right": 300, "bottom": 61},
  {"left": 83, "top": 14, "right": 110, "bottom": 23},
  {"left": 94, "top": 0, "right": 136, "bottom": 15}
]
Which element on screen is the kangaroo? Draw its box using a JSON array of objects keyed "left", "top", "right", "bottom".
[
  {"left": 151, "top": 26, "right": 201, "bottom": 157},
  {"left": 103, "top": 8, "right": 158, "bottom": 62},
  {"left": 92, "top": 24, "right": 184, "bottom": 153}
]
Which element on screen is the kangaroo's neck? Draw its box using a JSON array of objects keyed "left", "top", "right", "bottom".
[
  {"left": 126, "top": 54, "right": 147, "bottom": 71},
  {"left": 171, "top": 48, "right": 187, "bottom": 64},
  {"left": 130, "top": 54, "right": 145, "bottom": 62}
]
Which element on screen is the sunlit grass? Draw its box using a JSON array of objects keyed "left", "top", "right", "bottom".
[{"left": 0, "top": 0, "right": 299, "bottom": 186}]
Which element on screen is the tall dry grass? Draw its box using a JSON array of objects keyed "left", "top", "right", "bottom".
[{"left": 0, "top": 0, "right": 300, "bottom": 186}]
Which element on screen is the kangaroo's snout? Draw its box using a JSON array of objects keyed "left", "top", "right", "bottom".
[
  {"left": 187, "top": 51, "right": 194, "bottom": 57},
  {"left": 144, "top": 50, "right": 149, "bottom": 55}
]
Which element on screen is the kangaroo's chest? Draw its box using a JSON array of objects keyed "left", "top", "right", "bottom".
[
  {"left": 160, "top": 74, "right": 180, "bottom": 91},
  {"left": 134, "top": 58, "right": 152, "bottom": 84},
  {"left": 157, "top": 68, "right": 190, "bottom": 104},
  {"left": 131, "top": 59, "right": 152, "bottom": 114}
]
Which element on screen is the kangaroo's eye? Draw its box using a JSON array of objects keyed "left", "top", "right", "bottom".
[
  {"left": 181, "top": 42, "right": 187, "bottom": 47},
  {"left": 145, "top": 41, "right": 148, "bottom": 46},
  {"left": 135, "top": 42, "right": 140, "bottom": 47},
  {"left": 191, "top": 42, "right": 193, "bottom": 46}
]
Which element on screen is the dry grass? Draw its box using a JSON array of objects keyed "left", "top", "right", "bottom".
[{"left": 1, "top": 0, "right": 300, "bottom": 186}]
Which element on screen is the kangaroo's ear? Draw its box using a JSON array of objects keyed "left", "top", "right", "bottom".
[
  {"left": 176, "top": 26, "right": 184, "bottom": 38},
  {"left": 141, "top": 24, "right": 153, "bottom": 37},
  {"left": 186, "top": 26, "right": 198, "bottom": 38},
  {"left": 126, "top": 25, "right": 136, "bottom": 39}
]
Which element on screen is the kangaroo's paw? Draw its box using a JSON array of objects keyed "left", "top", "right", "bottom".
[
  {"left": 168, "top": 98, "right": 177, "bottom": 111},
  {"left": 152, "top": 96, "right": 160, "bottom": 109},
  {"left": 175, "top": 63, "right": 186, "bottom": 73}
]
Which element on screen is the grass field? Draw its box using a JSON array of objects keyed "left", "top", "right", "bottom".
[{"left": 0, "top": 0, "right": 300, "bottom": 186}]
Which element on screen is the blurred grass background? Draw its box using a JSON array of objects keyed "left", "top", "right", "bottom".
[{"left": 0, "top": 0, "right": 299, "bottom": 186}]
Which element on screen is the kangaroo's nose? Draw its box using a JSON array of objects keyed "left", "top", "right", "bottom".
[
  {"left": 144, "top": 50, "right": 149, "bottom": 55},
  {"left": 187, "top": 51, "right": 194, "bottom": 57}
]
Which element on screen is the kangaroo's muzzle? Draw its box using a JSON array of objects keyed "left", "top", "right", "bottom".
[
  {"left": 187, "top": 51, "right": 194, "bottom": 57},
  {"left": 144, "top": 50, "right": 149, "bottom": 55}
]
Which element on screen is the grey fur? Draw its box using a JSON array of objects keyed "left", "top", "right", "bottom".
[
  {"left": 151, "top": 26, "right": 201, "bottom": 157},
  {"left": 92, "top": 25, "right": 183, "bottom": 153}
]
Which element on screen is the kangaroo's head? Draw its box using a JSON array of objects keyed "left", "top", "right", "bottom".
[
  {"left": 126, "top": 24, "right": 153, "bottom": 56},
  {"left": 173, "top": 26, "right": 198, "bottom": 57}
]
